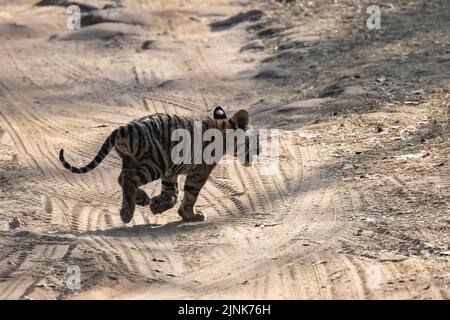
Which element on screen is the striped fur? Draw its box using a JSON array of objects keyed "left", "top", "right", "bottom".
[{"left": 59, "top": 107, "right": 258, "bottom": 223}]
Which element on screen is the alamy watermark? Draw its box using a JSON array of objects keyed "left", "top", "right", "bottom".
[
  {"left": 170, "top": 122, "right": 279, "bottom": 175},
  {"left": 366, "top": 265, "right": 382, "bottom": 290},
  {"left": 366, "top": 5, "right": 381, "bottom": 30},
  {"left": 66, "top": 5, "right": 81, "bottom": 30},
  {"left": 66, "top": 265, "right": 81, "bottom": 290}
]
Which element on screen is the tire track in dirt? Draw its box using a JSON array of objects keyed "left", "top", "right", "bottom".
[
  {"left": 3, "top": 45, "right": 112, "bottom": 149},
  {"left": 0, "top": 244, "right": 69, "bottom": 300},
  {"left": 0, "top": 68, "right": 107, "bottom": 200},
  {"left": 46, "top": 49, "right": 202, "bottom": 115}
]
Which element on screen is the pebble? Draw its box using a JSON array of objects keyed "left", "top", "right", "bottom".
[
  {"left": 9, "top": 217, "right": 24, "bottom": 229},
  {"left": 240, "top": 39, "right": 265, "bottom": 52}
]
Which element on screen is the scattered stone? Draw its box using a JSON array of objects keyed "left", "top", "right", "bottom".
[
  {"left": 59, "top": 24, "right": 131, "bottom": 41},
  {"left": 246, "top": 19, "right": 270, "bottom": 32},
  {"left": 254, "top": 65, "right": 287, "bottom": 79},
  {"left": 376, "top": 76, "right": 386, "bottom": 84},
  {"left": 80, "top": 9, "right": 147, "bottom": 28},
  {"left": 423, "top": 243, "right": 434, "bottom": 249},
  {"left": 342, "top": 85, "right": 367, "bottom": 96},
  {"left": 256, "top": 27, "right": 283, "bottom": 38},
  {"left": 103, "top": 3, "right": 123, "bottom": 10},
  {"left": 378, "top": 256, "right": 408, "bottom": 263},
  {"left": 342, "top": 163, "right": 355, "bottom": 171},
  {"left": 394, "top": 153, "right": 427, "bottom": 161},
  {"left": 9, "top": 217, "right": 24, "bottom": 229},
  {"left": 318, "top": 84, "right": 344, "bottom": 98},
  {"left": 141, "top": 40, "right": 155, "bottom": 50},
  {"left": 209, "top": 10, "right": 264, "bottom": 31},
  {"left": 440, "top": 251, "right": 450, "bottom": 256},
  {"left": 411, "top": 89, "right": 424, "bottom": 95},
  {"left": 239, "top": 39, "right": 265, "bottom": 53},
  {"left": 35, "top": 0, "right": 98, "bottom": 12},
  {"left": 107, "top": 273, "right": 118, "bottom": 280}
]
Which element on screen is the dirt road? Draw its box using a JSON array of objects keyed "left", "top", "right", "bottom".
[{"left": 0, "top": 0, "right": 448, "bottom": 299}]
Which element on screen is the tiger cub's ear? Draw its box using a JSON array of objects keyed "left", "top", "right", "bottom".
[
  {"left": 213, "top": 105, "right": 227, "bottom": 119},
  {"left": 231, "top": 110, "right": 249, "bottom": 129}
]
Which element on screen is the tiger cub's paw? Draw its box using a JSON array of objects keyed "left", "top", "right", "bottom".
[
  {"left": 135, "top": 189, "right": 151, "bottom": 206},
  {"left": 149, "top": 193, "right": 177, "bottom": 214},
  {"left": 177, "top": 207, "right": 207, "bottom": 222},
  {"left": 120, "top": 204, "right": 134, "bottom": 224}
]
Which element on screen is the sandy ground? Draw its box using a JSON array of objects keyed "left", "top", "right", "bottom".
[{"left": 0, "top": 0, "right": 449, "bottom": 299}]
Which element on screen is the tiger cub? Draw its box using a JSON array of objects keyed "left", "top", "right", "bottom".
[{"left": 59, "top": 106, "right": 260, "bottom": 223}]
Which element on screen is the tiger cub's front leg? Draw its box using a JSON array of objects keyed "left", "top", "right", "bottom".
[
  {"left": 135, "top": 188, "right": 151, "bottom": 206},
  {"left": 150, "top": 175, "right": 179, "bottom": 214},
  {"left": 178, "top": 172, "right": 210, "bottom": 222},
  {"left": 118, "top": 172, "right": 150, "bottom": 207}
]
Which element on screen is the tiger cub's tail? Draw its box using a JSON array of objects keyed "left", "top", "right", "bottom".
[{"left": 59, "top": 129, "right": 118, "bottom": 174}]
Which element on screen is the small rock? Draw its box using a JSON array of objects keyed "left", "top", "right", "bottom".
[
  {"left": 239, "top": 39, "right": 265, "bottom": 52},
  {"left": 423, "top": 243, "right": 434, "bottom": 249},
  {"left": 209, "top": 10, "right": 264, "bottom": 31},
  {"left": 376, "top": 76, "right": 386, "bottom": 84},
  {"left": 254, "top": 65, "right": 287, "bottom": 79},
  {"left": 256, "top": 27, "right": 283, "bottom": 38},
  {"left": 342, "top": 163, "right": 355, "bottom": 171},
  {"left": 141, "top": 40, "right": 155, "bottom": 50},
  {"left": 411, "top": 89, "right": 424, "bottom": 95},
  {"left": 108, "top": 274, "right": 118, "bottom": 280},
  {"left": 9, "top": 217, "right": 24, "bottom": 229},
  {"left": 440, "top": 251, "right": 450, "bottom": 256},
  {"left": 318, "top": 84, "right": 344, "bottom": 98}
]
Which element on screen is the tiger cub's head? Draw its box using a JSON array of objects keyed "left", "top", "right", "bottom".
[{"left": 213, "top": 105, "right": 261, "bottom": 166}]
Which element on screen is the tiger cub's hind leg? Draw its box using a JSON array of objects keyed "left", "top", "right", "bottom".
[
  {"left": 118, "top": 168, "right": 139, "bottom": 223},
  {"left": 150, "top": 175, "right": 179, "bottom": 214}
]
